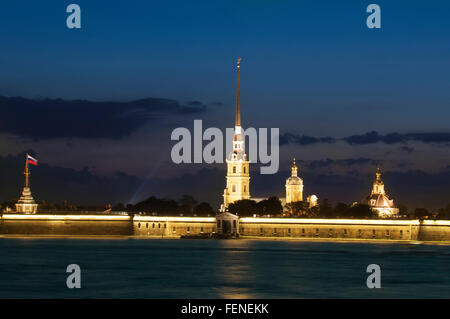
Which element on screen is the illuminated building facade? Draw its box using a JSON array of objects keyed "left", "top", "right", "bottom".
[
  {"left": 285, "top": 158, "right": 303, "bottom": 203},
  {"left": 364, "top": 168, "right": 399, "bottom": 217}
]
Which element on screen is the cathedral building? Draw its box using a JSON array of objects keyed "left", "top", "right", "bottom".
[
  {"left": 364, "top": 168, "right": 399, "bottom": 217},
  {"left": 221, "top": 58, "right": 250, "bottom": 212}
]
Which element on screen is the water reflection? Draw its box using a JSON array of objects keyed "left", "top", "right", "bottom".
[{"left": 214, "top": 240, "right": 257, "bottom": 298}]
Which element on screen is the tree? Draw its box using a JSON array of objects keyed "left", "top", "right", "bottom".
[
  {"left": 414, "top": 208, "right": 429, "bottom": 219},
  {"left": 257, "top": 196, "right": 283, "bottom": 216},
  {"left": 334, "top": 202, "right": 349, "bottom": 217},
  {"left": 133, "top": 196, "right": 179, "bottom": 215},
  {"left": 438, "top": 204, "right": 450, "bottom": 220},
  {"left": 179, "top": 195, "right": 198, "bottom": 215},
  {"left": 228, "top": 199, "right": 258, "bottom": 217},
  {"left": 284, "top": 201, "right": 309, "bottom": 217},
  {"left": 194, "top": 202, "right": 215, "bottom": 216},
  {"left": 344, "top": 204, "right": 377, "bottom": 219},
  {"left": 318, "top": 198, "right": 333, "bottom": 218},
  {"left": 397, "top": 204, "right": 408, "bottom": 215}
]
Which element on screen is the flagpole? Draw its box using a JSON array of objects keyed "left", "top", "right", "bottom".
[{"left": 25, "top": 153, "right": 29, "bottom": 188}]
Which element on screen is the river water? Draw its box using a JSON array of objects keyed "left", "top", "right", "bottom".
[{"left": 0, "top": 238, "right": 448, "bottom": 298}]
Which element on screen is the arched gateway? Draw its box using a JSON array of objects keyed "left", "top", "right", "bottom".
[{"left": 216, "top": 212, "right": 239, "bottom": 235}]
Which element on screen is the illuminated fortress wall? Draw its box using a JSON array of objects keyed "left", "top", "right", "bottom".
[
  {"left": 239, "top": 218, "right": 421, "bottom": 240},
  {"left": 133, "top": 216, "right": 216, "bottom": 238},
  {"left": 0, "top": 214, "right": 133, "bottom": 236},
  {"left": 419, "top": 221, "right": 450, "bottom": 241},
  {"left": 1, "top": 214, "right": 450, "bottom": 242}
]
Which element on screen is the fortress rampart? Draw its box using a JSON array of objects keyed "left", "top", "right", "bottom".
[{"left": 1, "top": 214, "right": 450, "bottom": 242}]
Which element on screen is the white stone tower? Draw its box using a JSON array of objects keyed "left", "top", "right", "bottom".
[
  {"left": 285, "top": 158, "right": 303, "bottom": 203},
  {"left": 221, "top": 58, "right": 250, "bottom": 212}
]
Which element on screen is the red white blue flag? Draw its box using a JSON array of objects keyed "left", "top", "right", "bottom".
[{"left": 27, "top": 155, "right": 38, "bottom": 166}]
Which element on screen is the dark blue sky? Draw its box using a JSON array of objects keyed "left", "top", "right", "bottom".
[
  {"left": 1, "top": 1, "right": 450, "bottom": 133},
  {"left": 0, "top": 1, "right": 449, "bottom": 208}
]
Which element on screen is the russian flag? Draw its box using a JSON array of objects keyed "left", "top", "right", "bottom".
[{"left": 27, "top": 155, "right": 38, "bottom": 166}]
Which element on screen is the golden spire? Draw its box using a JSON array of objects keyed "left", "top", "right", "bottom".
[
  {"left": 376, "top": 167, "right": 382, "bottom": 183},
  {"left": 291, "top": 157, "right": 298, "bottom": 176},
  {"left": 235, "top": 57, "right": 241, "bottom": 127}
]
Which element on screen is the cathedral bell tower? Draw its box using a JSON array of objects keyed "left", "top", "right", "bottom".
[{"left": 220, "top": 58, "right": 250, "bottom": 212}]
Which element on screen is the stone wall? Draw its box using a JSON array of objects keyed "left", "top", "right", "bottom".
[
  {"left": 1, "top": 214, "right": 450, "bottom": 242},
  {"left": 419, "top": 220, "right": 450, "bottom": 241},
  {"left": 0, "top": 214, "right": 133, "bottom": 236},
  {"left": 133, "top": 216, "right": 216, "bottom": 238},
  {"left": 239, "top": 218, "right": 421, "bottom": 241}
]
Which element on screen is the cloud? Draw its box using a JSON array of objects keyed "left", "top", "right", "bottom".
[
  {"left": 280, "top": 130, "right": 450, "bottom": 146},
  {"left": 344, "top": 131, "right": 450, "bottom": 145},
  {"left": 279, "top": 132, "right": 335, "bottom": 146},
  {"left": 0, "top": 96, "right": 207, "bottom": 140},
  {"left": 303, "top": 158, "right": 378, "bottom": 169}
]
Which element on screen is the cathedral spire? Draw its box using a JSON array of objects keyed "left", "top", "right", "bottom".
[
  {"left": 376, "top": 167, "right": 382, "bottom": 183},
  {"left": 235, "top": 57, "right": 241, "bottom": 127},
  {"left": 291, "top": 158, "right": 298, "bottom": 177}
]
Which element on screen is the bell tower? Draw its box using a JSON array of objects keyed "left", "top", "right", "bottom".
[{"left": 221, "top": 58, "right": 250, "bottom": 212}]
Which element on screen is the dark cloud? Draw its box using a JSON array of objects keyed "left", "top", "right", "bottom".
[
  {"left": 0, "top": 96, "right": 207, "bottom": 140},
  {"left": 344, "top": 131, "right": 450, "bottom": 145},
  {"left": 400, "top": 146, "right": 414, "bottom": 153},
  {"left": 304, "top": 158, "right": 378, "bottom": 169},
  {"left": 279, "top": 132, "right": 335, "bottom": 146},
  {"left": 280, "top": 130, "right": 450, "bottom": 147}
]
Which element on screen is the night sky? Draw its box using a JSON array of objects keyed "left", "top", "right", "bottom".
[{"left": 0, "top": 0, "right": 449, "bottom": 210}]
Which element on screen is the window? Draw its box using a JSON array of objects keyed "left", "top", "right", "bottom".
[
  {"left": 138, "top": 223, "right": 141, "bottom": 228},
  {"left": 233, "top": 166, "right": 236, "bottom": 174},
  {"left": 260, "top": 228, "right": 263, "bottom": 235},
  {"left": 232, "top": 185, "right": 236, "bottom": 192},
  {"left": 400, "top": 230, "right": 403, "bottom": 238},
  {"left": 344, "top": 229, "right": 348, "bottom": 236},
  {"left": 152, "top": 223, "right": 155, "bottom": 228},
  {"left": 187, "top": 226, "right": 190, "bottom": 233},
  {"left": 288, "top": 228, "right": 291, "bottom": 235},
  {"left": 274, "top": 228, "right": 277, "bottom": 234},
  {"left": 302, "top": 228, "right": 305, "bottom": 234},
  {"left": 146, "top": 223, "right": 149, "bottom": 228},
  {"left": 233, "top": 220, "right": 237, "bottom": 228},
  {"left": 164, "top": 223, "right": 167, "bottom": 228},
  {"left": 200, "top": 227, "right": 204, "bottom": 233},
  {"left": 358, "top": 229, "right": 362, "bottom": 237},
  {"left": 386, "top": 230, "right": 390, "bottom": 237},
  {"left": 173, "top": 226, "right": 176, "bottom": 233},
  {"left": 372, "top": 230, "right": 376, "bottom": 237},
  {"left": 158, "top": 223, "right": 161, "bottom": 228},
  {"left": 244, "top": 185, "right": 247, "bottom": 192},
  {"left": 243, "top": 167, "right": 246, "bottom": 173}
]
